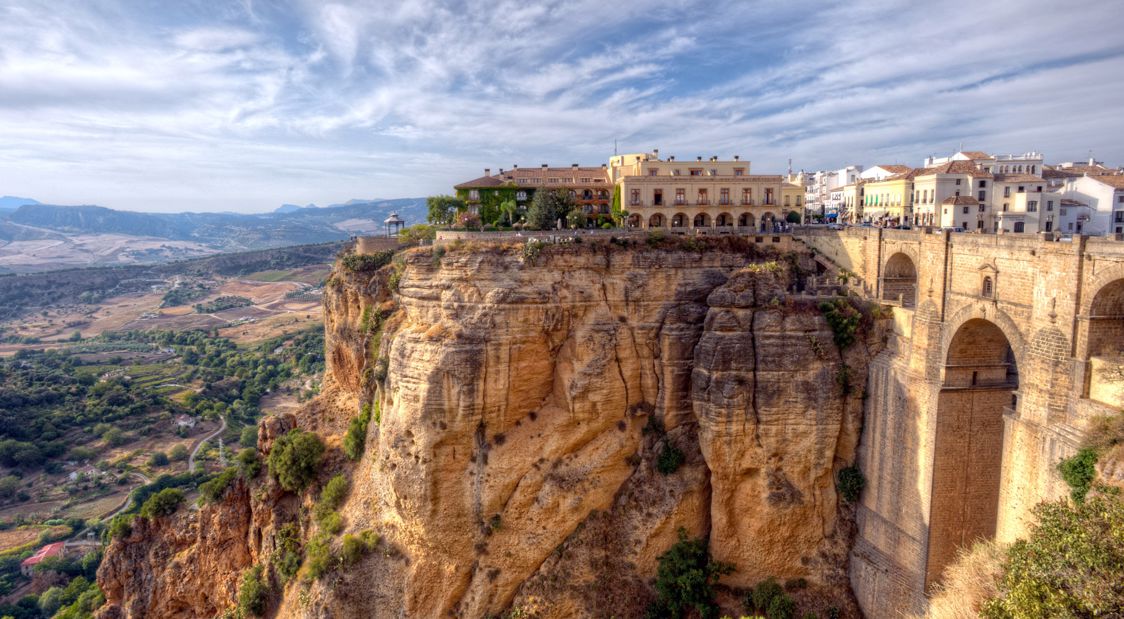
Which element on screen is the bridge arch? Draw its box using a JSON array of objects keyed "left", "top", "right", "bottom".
[
  {"left": 927, "top": 316, "right": 1020, "bottom": 589},
  {"left": 882, "top": 252, "right": 918, "bottom": 308},
  {"left": 1083, "top": 276, "right": 1124, "bottom": 406}
]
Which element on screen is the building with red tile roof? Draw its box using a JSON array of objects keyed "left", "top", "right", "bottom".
[{"left": 21, "top": 542, "right": 65, "bottom": 577}]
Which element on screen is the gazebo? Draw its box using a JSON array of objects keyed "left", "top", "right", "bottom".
[{"left": 384, "top": 212, "right": 405, "bottom": 237}]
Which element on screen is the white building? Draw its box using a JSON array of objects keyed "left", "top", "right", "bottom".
[
  {"left": 860, "top": 164, "right": 911, "bottom": 181},
  {"left": 1061, "top": 175, "right": 1124, "bottom": 235},
  {"left": 806, "top": 165, "right": 862, "bottom": 217}
]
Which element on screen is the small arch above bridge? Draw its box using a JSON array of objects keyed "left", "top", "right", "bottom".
[{"left": 882, "top": 252, "right": 918, "bottom": 308}]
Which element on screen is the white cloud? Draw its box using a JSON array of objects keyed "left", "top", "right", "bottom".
[{"left": 0, "top": 0, "right": 1122, "bottom": 212}]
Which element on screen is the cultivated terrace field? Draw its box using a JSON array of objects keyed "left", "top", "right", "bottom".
[{"left": 0, "top": 321, "right": 325, "bottom": 615}]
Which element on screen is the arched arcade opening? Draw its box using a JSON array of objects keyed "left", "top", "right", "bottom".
[
  {"left": 882, "top": 252, "right": 918, "bottom": 308},
  {"left": 927, "top": 318, "right": 1019, "bottom": 589}
]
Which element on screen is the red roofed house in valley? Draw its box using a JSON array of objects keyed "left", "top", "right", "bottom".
[{"left": 21, "top": 541, "right": 65, "bottom": 577}]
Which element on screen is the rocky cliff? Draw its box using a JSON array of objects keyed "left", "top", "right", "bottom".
[{"left": 97, "top": 237, "right": 883, "bottom": 619}]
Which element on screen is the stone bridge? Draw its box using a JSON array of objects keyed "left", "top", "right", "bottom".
[{"left": 797, "top": 228, "right": 1124, "bottom": 616}]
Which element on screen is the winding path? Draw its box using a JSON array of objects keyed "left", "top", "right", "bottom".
[{"left": 188, "top": 416, "right": 227, "bottom": 473}]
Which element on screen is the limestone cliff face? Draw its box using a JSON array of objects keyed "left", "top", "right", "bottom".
[{"left": 97, "top": 239, "right": 880, "bottom": 619}]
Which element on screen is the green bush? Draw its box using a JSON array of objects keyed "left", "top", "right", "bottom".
[
  {"left": 1056, "top": 447, "right": 1097, "bottom": 503},
  {"left": 198, "top": 467, "right": 238, "bottom": 503},
  {"left": 169, "top": 444, "right": 189, "bottom": 462},
  {"left": 273, "top": 523, "right": 302, "bottom": 582},
  {"left": 267, "top": 429, "right": 324, "bottom": 492},
  {"left": 837, "top": 465, "right": 865, "bottom": 503},
  {"left": 319, "top": 511, "right": 343, "bottom": 535},
  {"left": 656, "top": 443, "right": 685, "bottom": 475},
  {"left": 240, "top": 425, "right": 258, "bottom": 448},
  {"left": 148, "top": 451, "right": 169, "bottom": 467},
  {"left": 982, "top": 494, "right": 1124, "bottom": 617},
  {"left": 343, "top": 405, "right": 372, "bottom": 460},
  {"left": 107, "top": 514, "right": 134, "bottom": 539},
  {"left": 237, "top": 565, "right": 268, "bottom": 617},
  {"left": 139, "top": 488, "right": 184, "bottom": 519},
  {"left": 341, "top": 250, "right": 394, "bottom": 273},
  {"left": 749, "top": 578, "right": 784, "bottom": 614},
  {"left": 768, "top": 594, "right": 796, "bottom": 619},
  {"left": 304, "top": 533, "right": 335, "bottom": 581},
  {"left": 236, "top": 448, "right": 261, "bottom": 478},
  {"left": 818, "top": 299, "right": 862, "bottom": 350},
  {"left": 647, "top": 528, "right": 733, "bottom": 618},
  {"left": 340, "top": 530, "right": 379, "bottom": 566}
]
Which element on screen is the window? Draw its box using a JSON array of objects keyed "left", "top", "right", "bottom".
[
  {"left": 672, "top": 169, "right": 681, "bottom": 176},
  {"left": 962, "top": 206, "right": 969, "bottom": 214},
  {"left": 978, "top": 190, "right": 986, "bottom": 201},
  {"left": 979, "top": 204, "right": 986, "bottom": 213},
  {"left": 797, "top": 196, "right": 802, "bottom": 205},
  {"left": 1004, "top": 187, "right": 1010, "bottom": 198},
  {"left": 649, "top": 169, "right": 658, "bottom": 176},
  {"left": 977, "top": 220, "right": 984, "bottom": 229},
  {"left": 1115, "top": 211, "right": 1124, "bottom": 223},
  {"left": 733, "top": 168, "right": 745, "bottom": 176},
  {"left": 765, "top": 188, "right": 774, "bottom": 204},
  {"left": 720, "top": 188, "right": 730, "bottom": 205},
  {"left": 468, "top": 190, "right": 480, "bottom": 200},
  {"left": 697, "top": 189, "right": 709, "bottom": 205},
  {"left": 516, "top": 191, "right": 527, "bottom": 201},
  {"left": 1014, "top": 222, "right": 1025, "bottom": 233},
  {"left": 1061, "top": 208, "right": 1068, "bottom": 216},
  {"left": 982, "top": 276, "right": 994, "bottom": 297},
  {"left": 1003, "top": 203, "right": 1009, "bottom": 212},
  {"left": 654, "top": 189, "right": 663, "bottom": 206},
  {"left": 1017, "top": 186, "right": 1025, "bottom": 193},
  {"left": 709, "top": 169, "right": 717, "bottom": 176},
  {"left": 1047, "top": 200, "right": 1053, "bottom": 211},
  {"left": 956, "top": 179, "right": 962, "bottom": 186},
  {"left": 1030, "top": 165, "right": 1036, "bottom": 174},
  {"left": 1028, "top": 200, "right": 1038, "bottom": 213},
  {"left": 784, "top": 195, "right": 790, "bottom": 206},
  {"left": 630, "top": 189, "right": 640, "bottom": 206},
  {"left": 1118, "top": 196, "right": 1124, "bottom": 203},
  {"left": 742, "top": 188, "right": 752, "bottom": 204},
  {"left": 955, "top": 191, "right": 960, "bottom": 197},
  {"left": 1036, "top": 186, "right": 1042, "bottom": 192},
  {"left": 1045, "top": 220, "right": 1053, "bottom": 232},
  {"left": 689, "top": 168, "right": 703, "bottom": 176},
  {"left": 675, "top": 189, "right": 685, "bottom": 205},
  {"left": 979, "top": 180, "right": 987, "bottom": 188}
]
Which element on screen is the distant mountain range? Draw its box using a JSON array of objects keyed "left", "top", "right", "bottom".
[{"left": 0, "top": 197, "right": 426, "bottom": 273}]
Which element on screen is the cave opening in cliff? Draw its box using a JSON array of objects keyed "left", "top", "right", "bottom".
[
  {"left": 882, "top": 252, "right": 917, "bottom": 308},
  {"left": 927, "top": 318, "right": 1019, "bottom": 590}
]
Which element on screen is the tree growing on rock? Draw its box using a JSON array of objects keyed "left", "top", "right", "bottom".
[{"left": 266, "top": 429, "right": 324, "bottom": 492}]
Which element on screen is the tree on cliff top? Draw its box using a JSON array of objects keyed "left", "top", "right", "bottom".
[
  {"left": 526, "top": 189, "right": 574, "bottom": 230},
  {"left": 426, "top": 195, "right": 464, "bottom": 225},
  {"left": 267, "top": 429, "right": 324, "bottom": 492}
]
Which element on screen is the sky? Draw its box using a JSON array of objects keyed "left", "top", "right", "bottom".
[{"left": 1, "top": 0, "right": 1124, "bottom": 213}]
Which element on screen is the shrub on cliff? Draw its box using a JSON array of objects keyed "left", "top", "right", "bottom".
[
  {"left": 139, "top": 488, "right": 184, "bottom": 519},
  {"left": 818, "top": 299, "right": 862, "bottom": 350},
  {"left": 267, "top": 429, "right": 324, "bottom": 492},
  {"left": 273, "top": 523, "right": 302, "bottom": 582},
  {"left": 748, "top": 578, "right": 783, "bottom": 614},
  {"left": 341, "top": 530, "right": 379, "bottom": 566},
  {"left": 981, "top": 494, "right": 1124, "bottom": 617},
  {"left": 237, "top": 565, "right": 268, "bottom": 617},
  {"left": 198, "top": 467, "right": 239, "bottom": 503},
  {"left": 1056, "top": 447, "right": 1097, "bottom": 503},
  {"left": 341, "top": 250, "right": 394, "bottom": 273},
  {"left": 344, "top": 403, "right": 373, "bottom": 460},
  {"left": 836, "top": 466, "right": 865, "bottom": 503},
  {"left": 657, "top": 443, "right": 685, "bottom": 475},
  {"left": 647, "top": 528, "right": 733, "bottom": 619}
]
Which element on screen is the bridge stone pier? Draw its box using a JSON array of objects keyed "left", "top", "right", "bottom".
[{"left": 796, "top": 228, "right": 1124, "bottom": 616}]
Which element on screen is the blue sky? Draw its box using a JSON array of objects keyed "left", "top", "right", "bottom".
[{"left": 2, "top": 0, "right": 1123, "bottom": 213}]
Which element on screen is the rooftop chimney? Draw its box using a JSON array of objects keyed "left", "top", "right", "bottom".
[
  {"left": 696, "top": 156, "right": 703, "bottom": 162},
  {"left": 572, "top": 163, "right": 579, "bottom": 169}
]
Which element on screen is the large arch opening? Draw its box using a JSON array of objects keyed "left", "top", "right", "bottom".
[
  {"left": 738, "top": 212, "right": 755, "bottom": 229},
  {"left": 648, "top": 213, "right": 665, "bottom": 228},
  {"left": 928, "top": 318, "right": 1019, "bottom": 589},
  {"left": 693, "top": 213, "right": 711, "bottom": 228},
  {"left": 1086, "top": 278, "right": 1124, "bottom": 407},
  {"left": 626, "top": 214, "right": 641, "bottom": 228},
  {"left": 882, "top": 252, "right": 918, "bottom": 308},
  {"left": 716, "top": 212, "right": 734, "bottom": 227},
  {"left": 671, "top": 213, "right": 688, "bottom": 228}
]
